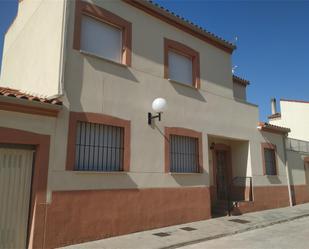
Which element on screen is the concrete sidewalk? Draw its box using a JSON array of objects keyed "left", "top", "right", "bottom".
[{"left": 61, "top": 203, "right": 309, "bottom": 249}]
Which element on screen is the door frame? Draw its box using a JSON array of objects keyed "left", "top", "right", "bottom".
[
  {"left": 211, "top": 143, "right": 233, "bottom": 203},
  {"left": 0, "top": 127, "right": 50, "bottom": 249}
]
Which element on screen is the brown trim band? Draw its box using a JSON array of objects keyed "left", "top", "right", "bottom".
[
  {"left": 164, "top": 38, "right": 200, "bottom": 89},
  {"left": 0, "top": 101, "right": 60, "bottom": 117},
  {"left": 164, "top": 127, "right": 203, "bottom": 173},
  {"left": 0, "top": 127, "right": 50, "bottom": 248},
  {"left": 281, "top": 99, "right": 309, "bottom": 104},
  {"left": 261, "top": 142, "right": 278, "bottom": 176},
  {"left": 66, "top": 112, "right": 131, "bottom": 171},
  {"left": 74, "top": 0, "right": 132, "bottom": 66},
  {"left": 123, "top": 0, "right": 234, "bottom": 54},
  {"left": 44, "top": 187, "right": 211, "bottom": 248}
]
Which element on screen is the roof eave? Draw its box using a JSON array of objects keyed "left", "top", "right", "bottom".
[
  {"left": 258, "top": 122, "right": 290, "bottom": 135},
  {"left": 233, "top": 75, "right": 250, "bottom": 86},
  {"left": 122, "top": 0, "right": 236, "bottom": 53},
  {"left": 0, "top": 95, "right": 62, "bottom": 117}
]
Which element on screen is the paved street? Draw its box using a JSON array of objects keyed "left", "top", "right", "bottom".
[{"left": 181, "top": 216, "right": 309, "bottom": 249}]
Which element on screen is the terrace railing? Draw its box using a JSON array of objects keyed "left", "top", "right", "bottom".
[{"left": 286, "top": 137, "right": 309, "bottom": 153}]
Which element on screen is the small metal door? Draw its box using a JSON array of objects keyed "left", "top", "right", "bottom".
[
  {"left": 305, "top": 162, "right": 309, "bottom": 190},
  {"left": 0, "top": 147, "right": 34, "bottom": 249}
]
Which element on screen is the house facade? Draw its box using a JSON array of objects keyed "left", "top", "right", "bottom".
[{"left": 0, "top": 0, "right": 308, "bottom": 248}]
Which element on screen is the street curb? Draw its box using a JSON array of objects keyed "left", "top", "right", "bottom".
[{"left": 160, "top": 213, "right": 309, "bottom": 249}]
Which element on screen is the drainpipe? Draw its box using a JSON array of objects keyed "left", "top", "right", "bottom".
[
  {"left": 57, "top": 0, "right": 68, "bottom": 96},
  {"left": 282, "top": 134, "right": 293, "bottom": 206}
]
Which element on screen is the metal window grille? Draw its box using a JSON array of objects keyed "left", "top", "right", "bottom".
[
  {"left": 264, "top": 148, "right": 277, "bottom": 175},
  {"left": 170, "top": 135, "right": 199, "bottom": 173},
  {"left": 75, "top": 121, "right": 124, "bottom": 171}
]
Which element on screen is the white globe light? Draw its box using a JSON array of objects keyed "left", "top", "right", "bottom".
[{"left": 152, "top": 98, "right": 167, "bottom": 113}]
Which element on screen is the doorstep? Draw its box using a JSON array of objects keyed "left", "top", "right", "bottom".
[{"left": 60, "top": 203, "right": 309, "bottom": 249}]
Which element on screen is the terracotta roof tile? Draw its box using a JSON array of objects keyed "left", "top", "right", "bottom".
[
  {"left": 233, "top": 75, "right": 250, "bottom": 86},
  {"left": 258, "top": 122, "right": 290, "bottom": 134},
  {"left": 0, "top": 87, "right": 62, "bottom": 105},
  {"left": 268, "top": 113, "right": 281, "bottom": 119}
]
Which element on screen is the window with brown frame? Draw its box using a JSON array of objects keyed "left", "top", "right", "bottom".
[
  {"left": 164, "top": 38, "right": 200, "bottom": 88},
  {"left": 66, "top": 112, "right": 130, "bottom": 172},
  {"left": 73, "top": 0, "right": 132, "bottom": 65},
  {"left": 261, "top": 143, "right": 278, "bottom": 176},
  {"left": 165, "top": 127, "right": 203, "bottom": 173}
]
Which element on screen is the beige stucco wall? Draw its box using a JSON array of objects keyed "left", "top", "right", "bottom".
[
  {"left": 252, "top": 131, "right": 288, "bottom": 186},
  {"left": 0, "top": 0, "right": 64, "bottom": 97},
  {"left": 44, "top": 0, "right": 292, "bottom": 194},
  {"left": 0, "top": 109, "right": 57, "bottom": 202},
  {"left": 270, "top": 100, "right": 309, "bottom": 141},
  {"left": 233, "top": 82, "right": 247, "bottom": 101},
  {"left": 0, "top": 0, "right": 295, "bottom": 200}
]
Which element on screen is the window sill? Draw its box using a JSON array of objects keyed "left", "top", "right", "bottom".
[
  {"left": 264, "top": 174, "right": 279, "bottom": 177},
  {"left": 169, "top": 172, "right": 203, "bottom": 175},
  {"left": 80, "top": 50, "right": 129, "bottom": 68},
  {"left": 168, "top": 78, "right": 198, "bottom": 90},
  {"left": 73, "top": 170, "right": 128, "bottom": 175}
]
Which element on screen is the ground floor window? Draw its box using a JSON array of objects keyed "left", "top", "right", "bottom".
[
  {"left": 262, "top": 143, "right": 278, "bottom": 175},
  {"left": 165, "top": 127, "right": 203, "bottom": 173},
  {"left": 66, "top": 112, "right": 130, "bottom": 172},
  {"left": 75, "top": 121, "right": 124, "bottom": 171}
]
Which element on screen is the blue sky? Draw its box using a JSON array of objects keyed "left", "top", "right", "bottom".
[{"left": 0, "top": 0, "right": 308, "bottom": 121}]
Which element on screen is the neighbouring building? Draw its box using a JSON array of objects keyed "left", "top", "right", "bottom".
[
  {"left": 0, "top": 0, "right": 308, "bottom": 248},
  {"left": 269, "top": 98, "right": 309, "bottom": 205}
]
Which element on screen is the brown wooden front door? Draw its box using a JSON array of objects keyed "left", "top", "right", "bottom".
[
  {"left": 213, "top": 144, "right": 232, "bottom": 202},
  {"left": 216, "top": 150, "right": 229, "bottom": 200}
]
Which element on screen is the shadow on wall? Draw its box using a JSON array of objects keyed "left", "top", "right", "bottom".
[
  {"left": 86, "top": 55, "right": 139, "bottom": 83},
  {"left": 266, "top": 176, "right": 282, "bottom": 184},
  {"left": 170, "top": 81, "right": 206, "bottom": 102}
]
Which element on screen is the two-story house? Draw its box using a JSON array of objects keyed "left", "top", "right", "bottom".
[{"left": 0, "top": 0, "right": 308, "bottom": 248}]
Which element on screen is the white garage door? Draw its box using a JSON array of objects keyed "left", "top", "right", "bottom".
[{"left": 0, "top": 147, "right": 34, "bottom": 249}]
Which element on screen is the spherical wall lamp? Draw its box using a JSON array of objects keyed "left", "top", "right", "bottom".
[{"left": 148, "top": 97, "right": 167, "bottom": 125}]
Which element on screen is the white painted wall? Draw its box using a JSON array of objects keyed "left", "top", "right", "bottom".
[{"left": 270, "top": 100, "right": 309, "bottom": 141}]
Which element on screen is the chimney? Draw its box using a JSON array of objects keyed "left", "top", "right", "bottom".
[{"left": 271, "top": 98, "right": 277, "bottom": 115}]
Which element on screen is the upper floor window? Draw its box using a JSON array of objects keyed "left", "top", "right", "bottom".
[
  {"left": 165, "top": 127, "right": 203, "bottom": 173},
  {"left": 164, "top": 38, "right": 200, "bottom": 89},
  {"left": 66, "top": 112, "right": 130, "bottom": 172},
  {"left": 168, "top": 51, "right": 193, "bottom": 85},
  {"left": 81, "top": 16, "right": 122, "bottom": 63},
  {"left": 262, "top": 143, "right": 278, "bottom": 176},
  {"left": 74, "top": 0, "right": 132, "bottom": 66}
]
